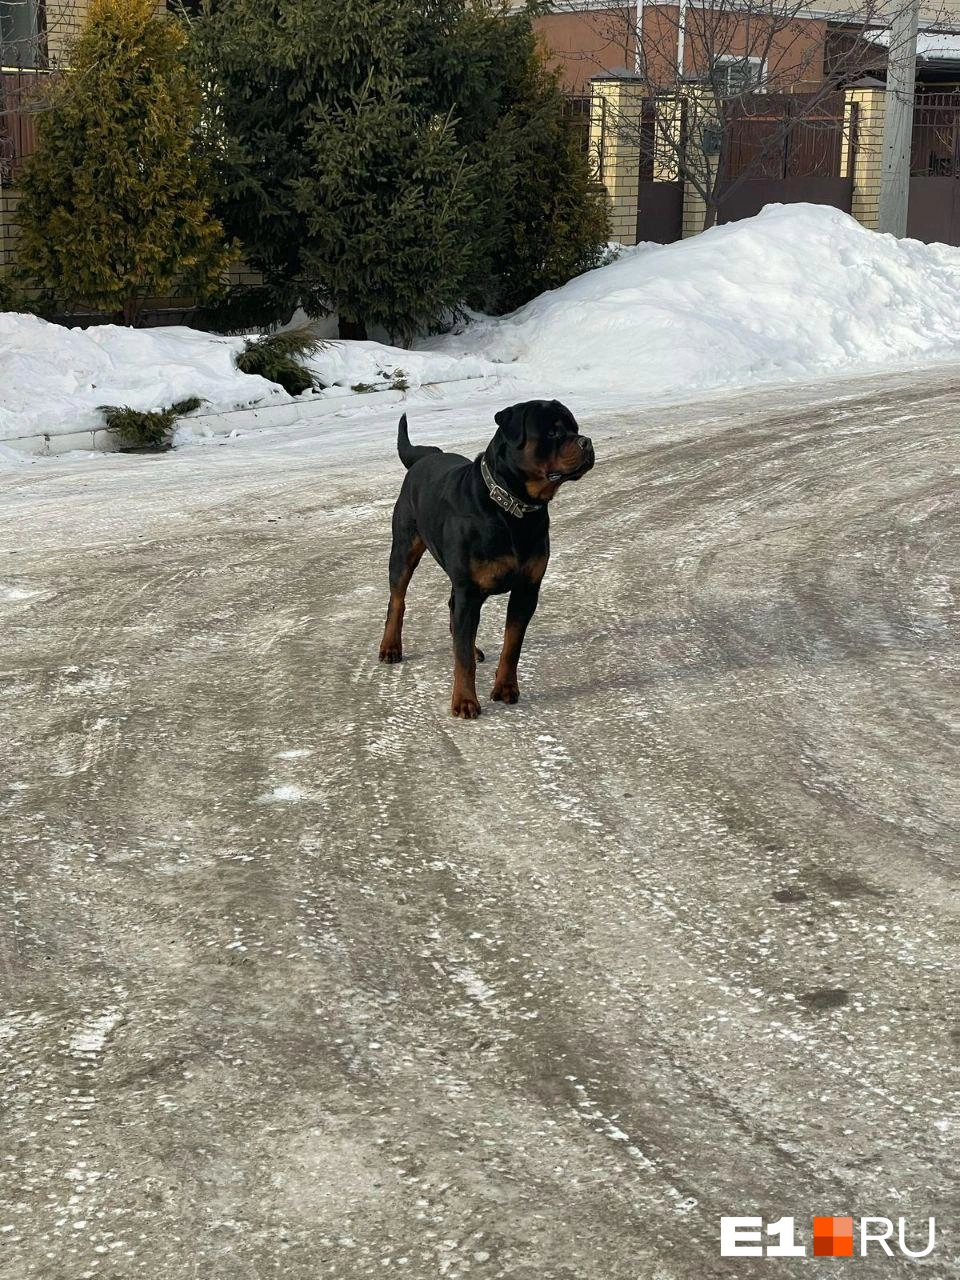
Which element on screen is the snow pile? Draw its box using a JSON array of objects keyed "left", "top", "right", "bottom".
[
  {"left": 309, "top": 339, "right": 500, "bottom": 398},
  {"left": 7, "top": 204, "right": 960, "bottom": 444},
  {"left": 0, "top": 314, "right": 499, "bottom": 442},
  {"left": 0, "top": 316, "right": 287, "bottom": 441},
  {"left": 424, "top": 204, "right": 960, "bottom": 399}
]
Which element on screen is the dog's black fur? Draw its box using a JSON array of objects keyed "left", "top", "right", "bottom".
[{"left": 378, "top": 399, "right": 594, "bottom": 718}]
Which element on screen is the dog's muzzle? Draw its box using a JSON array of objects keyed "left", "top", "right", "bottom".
[{"left": 550, "top": 436, "right": 595, "bottom": 482}]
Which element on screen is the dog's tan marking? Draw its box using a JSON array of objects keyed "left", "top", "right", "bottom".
[
  {"left": 451, "top": 653, "right": 482, "bottom": 719},
  {"left": 470, "top": 554, "right": 519, "bottom": 592},
  {"left": 523, "top": 553, "right": 549, "bottom": 584}
]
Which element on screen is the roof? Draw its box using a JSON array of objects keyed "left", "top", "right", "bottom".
[{"left": 866, "top": 28, "right": 960, "bottom": 62}]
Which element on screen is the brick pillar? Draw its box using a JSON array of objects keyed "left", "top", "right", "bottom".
[
  {"left": 589, "top": 73, "right": 646, "bottom": 246},
  {"left": 681, "top": 166, "right": 717, "bottom": 238},
  {"left": 680, "top": 87, "right": 723, "bottom": 238},
  {"left": 843, "top": 83, "right": 887, "bottom": 231}
]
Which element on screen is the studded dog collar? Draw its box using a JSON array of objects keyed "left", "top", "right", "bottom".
[{"left": 480, "top": 457, "right": 543, "bottom": 519}]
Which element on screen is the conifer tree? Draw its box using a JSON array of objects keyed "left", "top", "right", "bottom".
[
  {"left": 479, "top": 47, "right": 611, "bottom": 314},
  {"left": 17, "top": 0, "right": 233, "bottom": 324},
  {"left": 192, "top": 0, "right": 608, "bottom": 336},
  {"left": 193, "top": 0, "right": 477, "bottom": 342},
  {"left": 411, "top": 2, "right": 610, "bottom": 314}
]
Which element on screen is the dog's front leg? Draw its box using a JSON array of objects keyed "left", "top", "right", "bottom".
[
  {"left": 491, "top": 583, "right": 540, "bottom": 705},
  {"left": 450, "top": 586, "right": 484, "bottom": 719},
  {"left": 448, "top": 589, "right": 485, "bottom": 664}
]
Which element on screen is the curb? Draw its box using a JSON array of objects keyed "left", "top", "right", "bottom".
[{"left": 1, "top": 375, "right": 497, "bottom": 459}]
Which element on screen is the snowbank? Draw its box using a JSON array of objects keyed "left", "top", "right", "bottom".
[
  {"left": 308, "top": 339, "right": 500, "bottom": 398},
  {"left": 0, "top": 314, "right": 499, "bottom": 442},
  {"left": 7, "top": 204, "right": 960, "bottom": 444},
  {"left": 422, "top": 204, "right": 960, "bottom": 399},
  {"left": 0, "top": 317, "right": 284, "bottom": 441}
]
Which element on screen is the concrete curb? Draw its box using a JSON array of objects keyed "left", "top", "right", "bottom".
[{"left": 1, "top": 375, "right": 497, "bottom": 459}]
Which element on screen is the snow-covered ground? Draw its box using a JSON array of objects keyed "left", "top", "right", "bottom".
[
  {"left": 1, "top": 364, "right": 957, "bottom": 1278},
  {"left": 0, "top": 313, "right": 501, "bottom": 443},
  {"left": 3, "top": 202, "right": 960, "bottom": 1276},
  {"left": 6, "top": 204, "right": 960, "bottom": 447}
]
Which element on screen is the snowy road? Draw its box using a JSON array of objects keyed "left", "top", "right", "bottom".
[{"left": 1, "top": 366, "right": 958, "bottom": 1278}]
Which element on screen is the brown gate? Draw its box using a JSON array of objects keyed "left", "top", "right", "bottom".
[
  {"left": 0, "top": 72, "right": 42, "bottom": 181},
  {"left": 717, "top": 92, "right": 853, "bottom": 224},
  {"left": 635, "top": 99, "right": 684, "bottom": 243},
  {"left": 636, "top": 180, "right": 683, "bottom": 242},
  {"left": 907, "top": 92, "right": 960, "bottom": 245}
]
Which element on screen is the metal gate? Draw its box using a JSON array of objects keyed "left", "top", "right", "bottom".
[
  {"left": 907, "top": 92, "right": 960, "bottom": 245},
  {"left": 717, "top": 92, "right": 853, "bottom": 224},
  {"left": 635, "top": 99, "right": 684, "bottom": 243}
]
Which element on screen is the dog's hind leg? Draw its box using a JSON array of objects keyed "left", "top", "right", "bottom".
[
  {"left": 379, "top": 504, "right": 425, "bottom": 664},
  {"left": 448, "top": 589, "right": 484, "bottom": 664}
]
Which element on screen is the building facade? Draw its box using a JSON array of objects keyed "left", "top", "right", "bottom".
[{"left": 532, "top": 0, "right": 960, "bottom": 94}]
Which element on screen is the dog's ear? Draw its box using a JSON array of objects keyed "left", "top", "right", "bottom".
[{"left": 494, "top": 403, "right": 526, "bottom": 446}]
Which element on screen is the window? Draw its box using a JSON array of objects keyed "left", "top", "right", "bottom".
[
  {"left": 711, "top": 56, "right": 764, "bottom": 96},
  {"left": 0, "top": 0, "right": 43, "bottom": 68}
]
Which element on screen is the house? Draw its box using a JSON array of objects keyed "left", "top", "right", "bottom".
[
  {"left": 532, "top": 0, "right": 960, "bottom": 96},
  {"left": 0, "top": 0, "right": 101, "bottom": 72},
  {"left": 1, "top": 1, "right": 177, "bottom": 177},
  {"left": 531, "top": 1, "right": 960, "bottom": 246},
  {"left": 1, "top": 0, "right": 87, "bottom": 277}
]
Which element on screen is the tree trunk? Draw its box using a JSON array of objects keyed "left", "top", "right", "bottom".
[
  {"left": 339, "top": 316, "right": 368, "bottom": 341},
  {"left": 702, "top": 201, "right": 720, "bottom": 232}
]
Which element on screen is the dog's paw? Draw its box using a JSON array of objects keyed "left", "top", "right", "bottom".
[
  {"left": 379, "top": 643, "right": 403, "bottom": 664},
  {"left": 490, "top": 678, "right": 519, "bottom": 704},
  {"left": 451, "top": 693, "right": 482, "bottom": 719}
]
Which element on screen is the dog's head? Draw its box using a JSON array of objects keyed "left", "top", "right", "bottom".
[{"left": 492, "top": 399, "right": 594, "bottom": 503}]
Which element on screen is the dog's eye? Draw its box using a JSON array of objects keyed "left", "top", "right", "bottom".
[{"left": 547, "top": 428, "right": 560, "bottom": 440}]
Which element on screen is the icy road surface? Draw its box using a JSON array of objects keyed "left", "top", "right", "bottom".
[{"left": 0, "top": 366, "right": 958, "bottom": 1279}]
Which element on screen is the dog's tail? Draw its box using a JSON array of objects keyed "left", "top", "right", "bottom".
[{"left": 398, "top": 413, "right": 441, "bottom": 470}]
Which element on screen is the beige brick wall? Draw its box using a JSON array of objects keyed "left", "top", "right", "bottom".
[
  {"left": 679, "top": 88, "right": 721, "bottom": 238},
  {"left": 227, "top": 265, "right": 265, "bottom": 290},
  {"left": 46, "top": 0, "right": 89, "bottom": 67},
  {"left": 0, "top": 189, "right": 21, "bottom": 277},
  {"left": 681, "top": 181, "right": 708, "bottom": 239}
]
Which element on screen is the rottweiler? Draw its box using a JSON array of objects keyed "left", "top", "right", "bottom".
[{"left": 378, "top": 399, "right": 595, "bottom": 718}]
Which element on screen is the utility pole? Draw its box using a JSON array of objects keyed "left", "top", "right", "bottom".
[
  {"left": 676, "top": 0, "right": 688, "bottom": 80},
  {"left": 877, "top": 0, "right": 920, "bottom": 236}
]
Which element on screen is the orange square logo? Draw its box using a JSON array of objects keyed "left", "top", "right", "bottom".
[{"left": 813, "top": 1216, "right": 854, "bottom": 1257}]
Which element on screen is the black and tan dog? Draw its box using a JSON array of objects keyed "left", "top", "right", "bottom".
[{"left": 378, "top": 400, "right": 594, "bottom": 718}]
